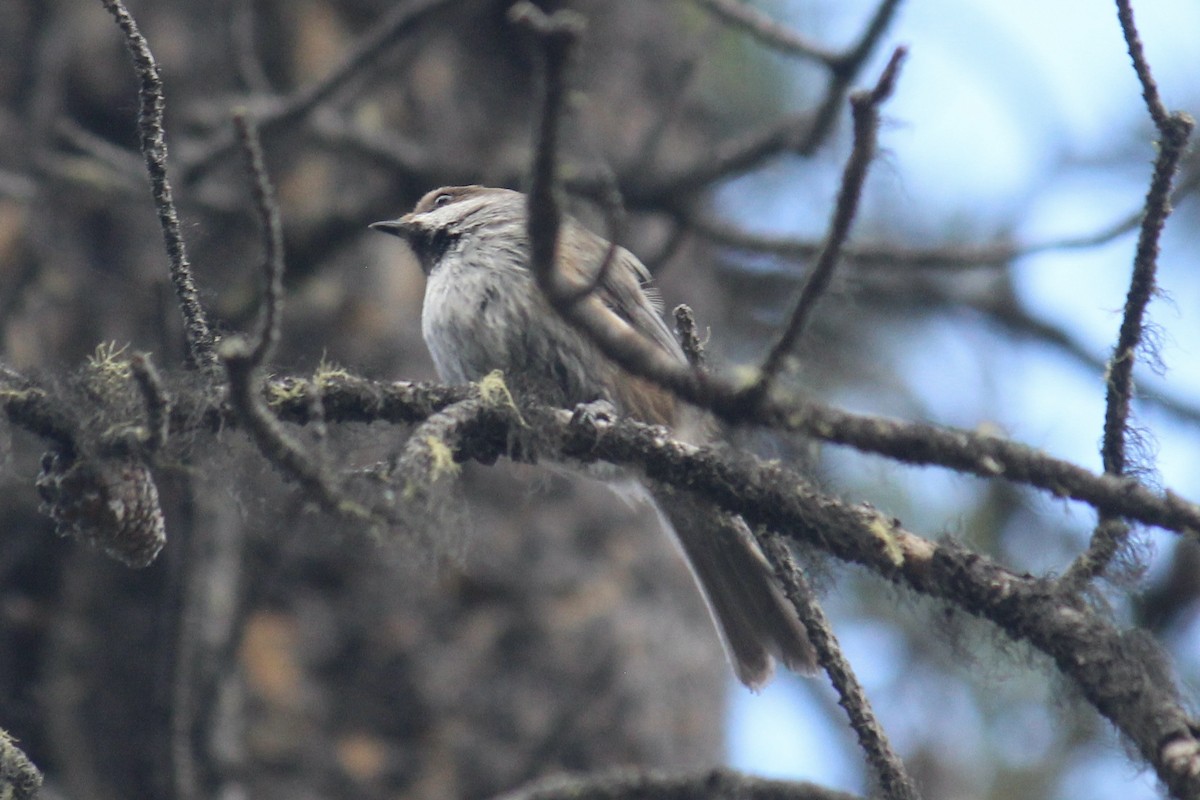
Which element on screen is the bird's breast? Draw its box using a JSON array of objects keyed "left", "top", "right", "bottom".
[{"left": 420, "top": 252, "right": 611, "bottom": 410}]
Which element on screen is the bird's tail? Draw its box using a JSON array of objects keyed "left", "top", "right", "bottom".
[{"left": 649, "top": 483, "right": 817, "bottom": 689}]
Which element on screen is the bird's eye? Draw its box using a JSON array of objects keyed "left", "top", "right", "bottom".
[{"left": 433, "top": 193, "right": 453, "bottom": 208}]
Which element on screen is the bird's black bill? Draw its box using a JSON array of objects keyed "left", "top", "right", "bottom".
[{"left": 369, "top": 220, "right": 407, "bottom": 238}]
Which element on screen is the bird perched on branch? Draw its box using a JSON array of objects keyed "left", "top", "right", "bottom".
[{"left": 372, "top": 185, "right": 815, "bottom": 688}]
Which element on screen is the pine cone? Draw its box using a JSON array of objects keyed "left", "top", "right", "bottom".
[{"left": 36, "top": 451, "right": 166, "bottom": 568}]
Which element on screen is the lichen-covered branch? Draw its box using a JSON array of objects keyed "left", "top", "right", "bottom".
[
  {"left": 1063, "top": 0, "right": 1196, "bottom": 587},
  {"left": 98, "top": 0, "right": 219, "bottom": 373}
]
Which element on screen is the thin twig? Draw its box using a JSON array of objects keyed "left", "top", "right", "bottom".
[
  {"left": 181, "top": 0, "right": 460, "bottom": 185},
  {"left": 759, "top": 398, "right": 1200, "bottom": 536},
  {"left": 639, "top": 0, "right": 903, "bottom": 202},
  {"left": 686, "top": 163, "right": 1200, "bottom": 267},
  {"left": 696, "top": 216, "right": 1200, "bottom": 428},
  {"left": 232, "top": 110, "right": 286, "bottom": 367},
  {"left": 760, "top": 533, "right": 919, "bottom": 800},
  {"left": 627, "top": 31, "right": 711, "bottom": 178},
  {"left": 969, "top": 291, "right": 1200, "bottom": 429},
  {"left": 557, "top": 173, "right": 627, "bottom": 306},
  {"left": 834, "top": 0, "right": 905, "bottom": 78},
  {"left": 309, "top": 111, "right": 453, "bottom": 184},
  {"left": 690, "top": 0, "right": 840, "bottom": 65},
  {"left": 511, "top": 2, "right": 584, "bottom": 297},
  {"left": 1099, "top": 128, "right": 1190, "bottom": 479},
  {"left": 640, "top": 111, "right": 815, "bottom": 202},
  {"left": 1062, "top": 0, "right": 1195, "bottom": 588},
  {"left": 221, "top": 339, "right": 374, "bottom": 523},
  {"left": 99, "top": 0, "right": 219, "bottom": 372},
  {"left": 228, "top": 0, "right": 273, "bottom": 94},
  {"left": 673, "top": 305, "right": 706, "bottom": 369},
  {"left": 1115, "top": 0, "right": 1170, "bottom": 129},
  {"left": 744, "top": 47, "right": 906, "bottom": 406},
  {"left": 130, "top": 352, "right": 170, "bottom": 453},
  {"left": 54, "top": 117, "right": 146, "bottom": 187}
]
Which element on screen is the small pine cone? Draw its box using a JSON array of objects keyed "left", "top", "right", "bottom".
[{"left": 36, "top": 451, "right": 166, "bottom": 568}]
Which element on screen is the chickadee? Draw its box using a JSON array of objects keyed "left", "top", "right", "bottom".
[{"left": 372, "top": 185, "right": 815, "bottom": 688}]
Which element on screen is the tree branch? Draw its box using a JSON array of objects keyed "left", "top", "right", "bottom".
[
  {"left": 99, "top": 0, "right": 219, "bottom": 372},
  {"left": 690, "top": 0, "right": 840, "bottom": 65},
  {"left": 1063, "top": 0, "right": 1195, "bottom": 587},
  {"left": 744, "top": 47, "right": 906, "bottom": 405},
  {"left": 639, "top": 0, "right": 903, "bottom": 202},
  {"left": 232, "top": 110, "right": 285, "bottom": 367},
  {"left": 180, "top": 0, "right": 461, "bottom": 186},
  {"left": 760, "top": 533, "right": 918, "bottom": 800}
]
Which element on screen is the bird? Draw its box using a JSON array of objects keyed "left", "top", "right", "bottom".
[{"left": 372, "top": 185, "right": 816, "bottom": 688}]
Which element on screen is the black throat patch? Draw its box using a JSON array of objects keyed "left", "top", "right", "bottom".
[{"left": 411, "top": 227, "right": 457, "bottom": 275}]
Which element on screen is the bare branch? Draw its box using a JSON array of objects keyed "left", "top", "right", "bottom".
[
  {"left": 129, "top": 352, "right": 170, "bottom": 453},
  {"left": 510, "top": 1, "right": 584, "bottom": 294},
  {"left": 685, "top": 191, "right": 1157, "bottom": 267},
  {"left": 835, "top": 0, "right": 906, "bottom": 78},
  {"left": 232, "top": 110, "right": 286, "bottom": 368},
  {"left": 181, "top": 0, "right": 461, "bottom": 185},
  {"left": 99, "top": 0, "right": 219, "bottom": 372},
  {"left": 760, "top": 533, "right": 918, "bottom": 800},
  {"left": 970, "top": 292, "right": 1200, "bottom": 429},
  {"left": 13, "top": 361, "right": 1196, "bottom": 546},
  {"left": 1098, "top": 120, "right": 1191, "bottom": 480},
  {"left": 690, "top": 0, "right": 840, "bottom": 65},
  {"left": 221, "top": 340, "right": 374, "bottom": 523},
  {"left": 513, "top": 0, "right": 728, "bottom": 417},
  {"left": 1063, "top": 1, "right": 1195, "bottom": 588},
  {"left": 759, "top": 398, "right": 1200, "bottom": 537},
  {"left": 1115, "top": 0, "right": 1172, "bottom": 130},
  {"left": 745, "top": 47, "right": 906, "bottom": 405},
  {"left": 557, "top": 172, "right": 627, "bottom": 307},
  {"left": 229, "top": 0, "right": 273, "bottom": 94},
  {"left": 673, "top": 305, "right": 706, "bottom": 369},
  {"left": 640, "top": 0, "right": 903, "bottom": 202},
  {"left": 640, "top": 110, "right": 816, "bottom": 201},
  {"left": 235, "top": 375, "right": 1200, "bottom": 541}
]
